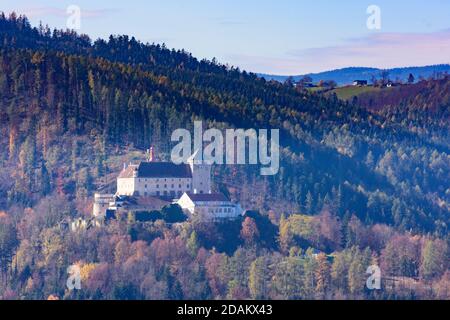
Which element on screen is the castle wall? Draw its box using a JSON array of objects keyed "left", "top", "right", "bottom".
[
  {"left": 133, "top": 177, "right": 192, "bottom": 198},
  {"left": 117, "top": 177, "right": 136, "bottom": 196},
  {"left": 117, "top": 176, "right": 192, "bottom": 198}
]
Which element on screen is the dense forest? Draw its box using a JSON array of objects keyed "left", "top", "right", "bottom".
[{"left": 0, "top": 13, "right": 448, "bottom": 300}]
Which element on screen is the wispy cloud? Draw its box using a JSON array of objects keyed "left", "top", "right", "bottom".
[
  {"left": 231, "top": 29, "right": 450, "bottom": 75},
  {"left": 10, "top": 6, "right": 116, "bottom": 19}
]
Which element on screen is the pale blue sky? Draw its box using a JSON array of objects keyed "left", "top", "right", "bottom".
[{"left": 2, "top": 0, "right": 450, "bottom": 74}]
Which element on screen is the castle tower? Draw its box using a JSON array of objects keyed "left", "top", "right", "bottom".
[
  {"left": 187, "top": 150, "right": 211, "bottom": 194},
  {"left": 93, "top": 193, "right": 114, "bottom": 218},
  {"left": 147, "top": 146, "right": 155, "bottom": 162}
]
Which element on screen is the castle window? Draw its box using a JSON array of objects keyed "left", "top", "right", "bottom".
[
  {"left": 156, "top": 184, "right": 159, "bottom": 188},
  {"left": 179, "top": 184, "right": 182, "bottom": 188},
  {"left": 187, "top": 184, "right": 190, "bottom": 188},
  {"left": 156, "top": 191, "right": 160, "bottom": 196},
  {"left": 171, "top": 184, "right": 174, "bottom": 188},
  {"left": 164, "top": 184, "right": 167, "bottom": 188}
]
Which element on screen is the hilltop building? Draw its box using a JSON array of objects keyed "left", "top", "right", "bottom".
[
  {"left": 93, "top": 149, "right": 242, "bottom": 221},
  {"left": 117, "top": 151, "right": 211, "bottom": 198},
  {"left": 352, "top": 80, "right": 368, "bottom": 86},
  {"left": 177, "top": 192, "right": 242, "bottom": 220}
]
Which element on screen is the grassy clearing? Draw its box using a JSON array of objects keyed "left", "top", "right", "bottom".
[{"left": 328, "top": 85, "right": 385, "bottom": 100}]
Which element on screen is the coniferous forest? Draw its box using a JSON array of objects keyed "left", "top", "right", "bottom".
[{"left": 0, "top": 13, "right": 449, "bottom": 300}]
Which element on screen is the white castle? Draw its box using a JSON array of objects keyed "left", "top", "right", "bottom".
[
  {"left": 117, "top": 150, "right": 211, "bottom": 198},
  {"left": 93, "top": 148, "right": 242, "bottom": 221}
]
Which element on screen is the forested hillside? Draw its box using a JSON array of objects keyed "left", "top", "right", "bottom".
[
  {"left": 356, "top": 77, "right": 450, "bottom": 117},
  {"left": 0, "top": 13, "right": 448, "bottom": 300}
]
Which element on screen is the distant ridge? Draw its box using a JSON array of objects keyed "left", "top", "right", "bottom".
[{"left": 258, "top": 65, "right": 450, "bottom": 86}]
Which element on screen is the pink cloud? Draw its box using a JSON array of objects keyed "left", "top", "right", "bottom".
[{"left": 232, "top": 30, "right": 450, "bottom": 75}]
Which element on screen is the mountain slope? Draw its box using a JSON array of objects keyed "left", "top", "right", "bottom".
[
  {"left": 0, "top": 13, "right": 449, "bottom": 301},
  {"left": 259, "top": 65, "right": 450, "bottom": 86},
  {"left": 0, "top": 13, "right": 448, "bottom": 235}
]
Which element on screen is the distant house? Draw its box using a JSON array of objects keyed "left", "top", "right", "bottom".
[
  {"left": 352, "top": 80, "right": 368, "bottom": 86},
  {"left": 295, "top": 81, "right": 315, "bottom": 88},
  {"left": 177, "top": 192, "right": 243, "bottom": 220},
  {"left": 386, "top": 81, "right": 396, "bottom": 88}
]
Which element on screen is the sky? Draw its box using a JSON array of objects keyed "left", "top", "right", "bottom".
[{"left": 2, "top": 0, "right": 450, "bottom": 75}]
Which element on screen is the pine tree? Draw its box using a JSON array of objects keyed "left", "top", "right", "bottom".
[
  {"left": 315, "top": 253, "right": 331, "bottom": 299},
  {"left": 305, "top": 191, "right": 314, "bottom": 214},
  {"left": 40, "top": 162, "right": 51, "bottom": 196}
]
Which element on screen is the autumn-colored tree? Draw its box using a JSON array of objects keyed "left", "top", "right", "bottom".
[
  {"left": 345, "top": 215, "right": 368, "bottom": 248},
  {"left": 434, "top": 271, "right": 450, "bottom": 300},
  {"left": 205, "top": 251, "right": 230, "bottom": 298},
  {"left": 315, "top": 208, "right": 342, "bottom": 250},
  {"left": 381, "top": 235, "right": 420, "bottom": 278},
  {"left": 279, "top": 219, "right": 294, "bottom": 254},
  {"left": 315, "top": 253, "right": 331, "bottom": 299},
  {"left": 240, "top": 217, "right": 260, "bottom": 247}
]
